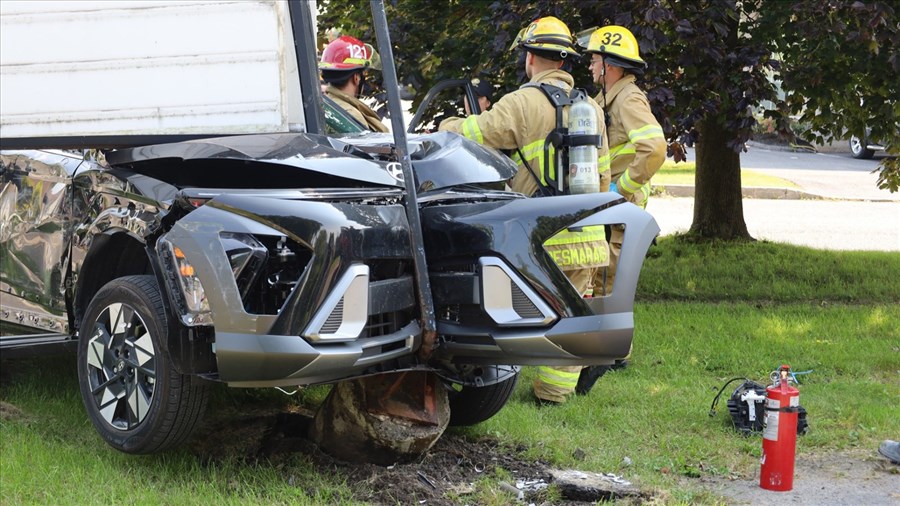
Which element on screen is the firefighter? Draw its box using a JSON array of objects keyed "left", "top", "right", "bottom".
[
  {"left": 319, "top": 35, "right": 389, "bottom": 133},
  {"left": 468, "top": 78, "right": 493, "bottom": 113},
  {"left": 585, "top": 25, "right": 665, "bottom": 296},
  {"left": 572, "top": 26, "right": 666, "bottom": 397},
  {"left": 439, "top": 16, "right": 612, "bottom": 404}
]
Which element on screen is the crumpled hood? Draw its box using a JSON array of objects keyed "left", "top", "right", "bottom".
[
  {"left": 106, "top": 132, "right": 403, "bottom": 188},
  {"left": 105, "top": 131, "right": 518, "bottom": 192},
  {"left": 345, "top": 131, "right": 518, "bottom": 192}
]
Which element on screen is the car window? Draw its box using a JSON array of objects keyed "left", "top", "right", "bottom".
[
  {"left": 324, "top": 96, "right": 366, "bottom": 135},
  {"left": 407, "top": 79, "right": 477, "bottom": 134}
]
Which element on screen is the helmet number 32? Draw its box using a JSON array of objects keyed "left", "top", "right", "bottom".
[{"left": 601, "top": 32, "right": 623, "bottom": 46}]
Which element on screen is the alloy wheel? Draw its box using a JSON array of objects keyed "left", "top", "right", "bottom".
[{"left": 85, "top": 302, "right": 157, "bottom": 430}]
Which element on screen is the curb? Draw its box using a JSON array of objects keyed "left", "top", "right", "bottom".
[
  {"left": 746, "top": 140, "right": 850, "bottom": 155},
  {"left": 658, "top": 184, "right": 818, "bottom": 200},
  {"left": 656, "top": 185, "right": 898, "bottom": 202}
]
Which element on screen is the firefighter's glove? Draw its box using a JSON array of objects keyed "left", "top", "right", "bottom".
[{"left": 609, "top": 182, "right": 618, "bottom": 194}]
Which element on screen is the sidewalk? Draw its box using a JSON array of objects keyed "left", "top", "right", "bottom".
[
  {"left": 656, "top": 141, "right": 899, "bottom": 202},
  {"left": 646, "top": 197, "right": 900, "bottom": 251},
  {"left": 646, "top": 143, "right": 900, "bottom": 251}
]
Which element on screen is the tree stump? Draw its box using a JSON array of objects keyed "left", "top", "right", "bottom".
[{"left": 309, "top": 371, "right": 449, "bottom": 465}]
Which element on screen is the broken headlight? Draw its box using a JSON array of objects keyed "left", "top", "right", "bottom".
[
  {"left": 220, "top": 232, "right": 267, "bottom": 300},
  {"left": 158, "top": 236, "right": 212, "bottom": 326}
]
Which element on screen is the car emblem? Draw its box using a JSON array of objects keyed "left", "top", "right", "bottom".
[{"left": 386, "top": 162, "right": 405, "bottom": 182}]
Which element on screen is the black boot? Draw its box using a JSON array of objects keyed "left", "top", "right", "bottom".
[{"left": 575, "top": 365, "right": 613, "bottom": 395}]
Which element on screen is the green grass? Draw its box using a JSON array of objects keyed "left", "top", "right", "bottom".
[
  {"left": 2, "top": 238, "right": 899, "bottom": 504},
  {"left": 490, "top": 300, "right": 899, "bottom": 469},
  {"left": 638, "top": 238, "right": 900, "bottom": 304},
  {"left": 0, "top": 367, "right": 351, "bottom": 505},
  {"left": 653, "top": 160, "right": 797, "bottom": 188}
]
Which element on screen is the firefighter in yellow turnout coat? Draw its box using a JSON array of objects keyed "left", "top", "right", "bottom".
[
  {"left": 325, "top": 86, "right": 389, "bottom": 133},
  {"left": 440, "top": 17, "right": 611, "bottom": 404},
  {"left": 585, "top": 26, "right": 665, "bottom": 296},
  {"left": 564, "top": 26, "right": 667, "bottom": 399},
  {"left": 320, "top": 35, "right": 389, "bottom": 133}
]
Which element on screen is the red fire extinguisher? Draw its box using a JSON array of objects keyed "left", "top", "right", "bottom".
[{"left": 760, "top": 364, "right": 800, "bottom": 491}]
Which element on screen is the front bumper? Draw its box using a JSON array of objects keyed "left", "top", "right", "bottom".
[{"left": 423, "top": 192, "right": 659, "bottom": 366}]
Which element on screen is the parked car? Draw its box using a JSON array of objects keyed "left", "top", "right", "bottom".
[{"left": 849, "top": 129, "right": 886, "bottom": 159}]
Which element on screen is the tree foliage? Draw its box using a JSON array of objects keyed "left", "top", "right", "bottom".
[
  {"left": 760, "top": 1, "right": 899, "bottom": 192},
  {"left": 320, "top": 0, "right": 899, "bottom": 237}
]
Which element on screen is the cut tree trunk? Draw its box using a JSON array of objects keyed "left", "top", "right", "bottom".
[
  {"left": 690, "top": 117, "right": 753, "bottom": 240},
  {"left": 309, "top": 371, "right": 449, "bottom": 465}
]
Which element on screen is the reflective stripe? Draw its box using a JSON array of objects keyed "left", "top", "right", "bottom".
[
  {"left": 510, "top": 139, "right": 556, "bottom": 184},
  {"left": 461, "top": 116, "right": 483, "bottom": 144},
  {"left": 609, "top": 143, "right": 636, "bottom": 159},
  {"left": 628, "top": 124, "right": 664, "bottom": 143},
  {"left": 518, "top": 138, "right": 545, "bottom": 160},
  {"left": 618, "top": 171, "right": 642, "bottom": 194},
  {"left": 545, "top": 224, "right": 609, "bottom": 269},
  {"left": 510, "top": 139, "right": 607, "bottom": 191},
  {"left": 537, "top": 366, "right": 580, "bottom": 388},
  {"left": 614, "top": 174, "right": 651, "bottom": 208},
  {"left": 545, "top": 239, "right": 610, "bottom": 268},
  {"left": 638, "top": 183, "right": 651, "bottom": 208},
  {"left": 545, "top": 227, "right": 605, "bottom": 245},
  {"left": 597, "top": 153, "right": 610, "bottom": 172}
]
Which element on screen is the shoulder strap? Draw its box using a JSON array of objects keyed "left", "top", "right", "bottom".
[
  {"left": 516, "top": 147, "right": 554, "bottom": 198},
  {"left": 522, "top": 82, "right": 573, "bottom": 109}
]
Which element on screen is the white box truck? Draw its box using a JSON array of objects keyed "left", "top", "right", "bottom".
[{"left": 0, "top": 0, "right": 315, "bottom": 143}]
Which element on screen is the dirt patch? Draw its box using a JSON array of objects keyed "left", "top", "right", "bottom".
[
  {"left": 189, "top": 407, "right": 648, "bottom": 505},
  {"left": 0, "top": 400, "right": 26, "bottom": 421},
  {"left": 691, "top": 449, "right": 900, "bottom": 505}
]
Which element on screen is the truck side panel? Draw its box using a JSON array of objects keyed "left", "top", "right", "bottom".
[{"left": 0, "top": 0, "right": 305, "bottom": 139}]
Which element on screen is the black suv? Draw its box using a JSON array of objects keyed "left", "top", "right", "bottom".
[{"left": 0, "top": 4, "right": 658, "bottom": 454}]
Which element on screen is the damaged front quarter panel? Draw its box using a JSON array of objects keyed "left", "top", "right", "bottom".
[{"left": 157, "top": 191, "right": 422, "bottom": 387}]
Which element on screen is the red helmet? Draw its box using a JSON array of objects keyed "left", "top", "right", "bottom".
[{"left": 320, "top": 35, "right": 375, "bottom": 71}]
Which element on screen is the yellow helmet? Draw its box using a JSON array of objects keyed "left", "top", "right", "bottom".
[
  {"left": 510, "top": 16, "right": 579, "bottom": 58},
  {"left": 583, "top": 25, "right": 646, "bottom": 70}
]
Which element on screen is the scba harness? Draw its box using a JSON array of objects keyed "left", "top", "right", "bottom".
[{"left": 518, "top": 83, "right": 602, "bottom": 197}]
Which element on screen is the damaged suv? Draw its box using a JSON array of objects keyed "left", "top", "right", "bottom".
[{"left": 0, "top": 1, "right": 658, "bottom": 454}]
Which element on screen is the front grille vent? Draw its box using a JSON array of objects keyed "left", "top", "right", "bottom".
[
  {"left": 321, "top": 297, "right": 344, "bottom": 333},
  {"left": 511, "top": 283, "right": 543, "bottom": 318}
]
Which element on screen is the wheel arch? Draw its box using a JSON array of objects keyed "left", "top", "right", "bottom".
[
  {"left": 73, "top": 228, "right": 217, "bottom": 376},
  {"left": 73, "top": 230, "right": 154, "bottom": 333}
]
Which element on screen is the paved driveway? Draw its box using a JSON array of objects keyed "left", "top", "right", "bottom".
[
  {"left": 650, "top": 145, "right": 900, "bottom": 251},
  {"left": 647, "top": 197, "right": 900, "bottom": 251}
]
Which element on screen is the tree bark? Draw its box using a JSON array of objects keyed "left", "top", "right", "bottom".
[{"left": 689, "top": 117, "right": 753, "bottom": 240}]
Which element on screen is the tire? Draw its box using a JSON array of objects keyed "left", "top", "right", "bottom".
[
  {"left": 849, "top": 135, "right": 875, "bottom": 159},
  {"left": 77, "top": 275, "right": 208, "bottom": 453},
  {"left": 448, "top": 371, "right": 519, "bottom": 427}
]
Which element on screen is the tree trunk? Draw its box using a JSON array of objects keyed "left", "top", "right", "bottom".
[{"left": 689, "top": 117, "right": 753, "bottom": 240}]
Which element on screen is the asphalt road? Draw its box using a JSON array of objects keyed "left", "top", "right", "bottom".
[{"left": 648, "top": 144, "right": 900, "bottom": 251}]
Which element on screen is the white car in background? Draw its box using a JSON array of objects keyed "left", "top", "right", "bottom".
[{"left": 849, "top": 129, "right": 886, "bottom": 159}]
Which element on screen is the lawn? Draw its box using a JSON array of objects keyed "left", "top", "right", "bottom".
[
  {"left": 652, "top": 160, "right": 798, "bottom": 188},
  {"left": 2, "top": 239, "right": 898, "bottom": 504}
]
